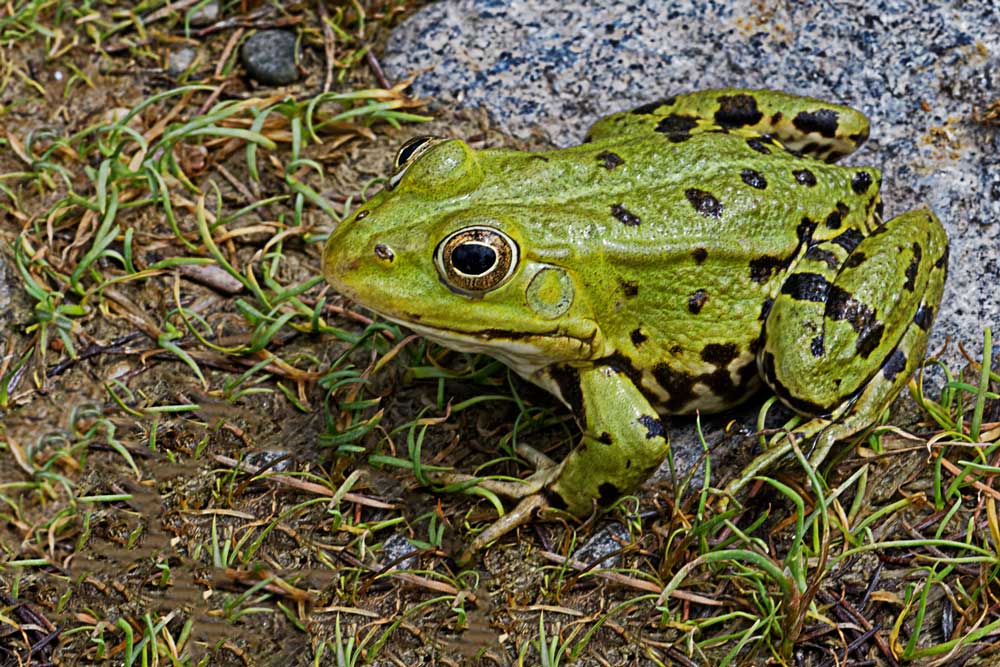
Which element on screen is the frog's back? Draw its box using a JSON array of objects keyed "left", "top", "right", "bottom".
[{"left": 503, "top": 93, "right": 884, "bottom": 415}]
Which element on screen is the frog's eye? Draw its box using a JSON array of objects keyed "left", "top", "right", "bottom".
[
  {"left": 394, "top": 136, "right": 439, "bottom": 170},
  {"left": 388, "top": 136, "right": 442, "bottom": 188},
  {"left": 435, "top": 226, "right": 519, "bottom": 295}
]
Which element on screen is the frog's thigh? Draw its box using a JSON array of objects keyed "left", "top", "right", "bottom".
[
  {"left": 589, "top": 88, "right": 869, "bottom": 161},
  {"left": 761, "top": 208, "right": 947, "bottom": 447},
  {"left": 547, "top": 365, "right": 670, "bottom": 516}
]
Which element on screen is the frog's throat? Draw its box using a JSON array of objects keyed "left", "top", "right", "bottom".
[{"left": 371, "top": 311, "right": 598, "bottom": 380}]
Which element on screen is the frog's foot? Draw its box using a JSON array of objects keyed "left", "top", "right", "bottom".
[
  {"left": 458, "top": 494, "right": 549, "bottom": 563},
  {"left": 426, "top": 442, "right": 560, "bottom": 499},
  {"left": 588, "top": 88, "right": 871, "bottom": 162},
  {"left": 728, "top": 207, "right": 948, "bottom": 500},
  {"left": 456, "top": 365, "right": 670, "bottom": 560},
  {"left": 426, "top": 444, "right": 563, "bottom": 563}
]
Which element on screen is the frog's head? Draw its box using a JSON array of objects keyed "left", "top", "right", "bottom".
[{"left": 323, "top": 137, "right": 604, "bottom": 377}]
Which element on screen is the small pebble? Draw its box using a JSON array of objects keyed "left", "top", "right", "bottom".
[
  {"left": 379, "top": 533, "right": 419, "bottom": 571},
  {"left": 571, "top": 522, "right": 631, "bottom": 569},
  {"left": 187, "top": 0, "right": 220, "bottom": 27},
  {"left": 167, "top": 47, "right": 197, "bottom": 77},
  {"left": 241, "top": 30, "right": 299, "bottom": 85},
  {"left": 245, "top": 450, "right": 294, "bottom": 473}
]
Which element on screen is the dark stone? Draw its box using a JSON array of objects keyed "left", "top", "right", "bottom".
[{"left": 241, "top": 30, "right": 299, "bottom": 85}]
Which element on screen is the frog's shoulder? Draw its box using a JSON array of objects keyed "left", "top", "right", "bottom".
[{"left": 586, "top": 88, "right": 871, "bottom": 163}]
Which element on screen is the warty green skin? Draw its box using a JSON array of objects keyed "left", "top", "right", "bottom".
[{"left": 324, "top": 88, "right": 948, "bottom": 528}]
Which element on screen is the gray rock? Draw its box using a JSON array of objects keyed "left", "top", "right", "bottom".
[
  {"left": 379, "top": 533, "right": 420, "bottom": 571},
  {"left": 167, "top": 47, "right": 197, "bottom": 77},
  {"left": 187, "top": 0, "right": 219, "bottom": 27},
  {"left": 384, "top": 0, "right": 1000, "bottom": 364},
  {"left": 244, "top": 450, "right": 294, "bottom": 473},
  {"left": 571, "top": 522, "right": 631, "bottom": 569},
  {"left": 241, "top": 30, "right": 299, "bottom": 85}
]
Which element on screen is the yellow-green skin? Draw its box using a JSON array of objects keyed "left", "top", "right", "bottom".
[{"left": 324, "top": 89, "right": 948, "bottom": 517}]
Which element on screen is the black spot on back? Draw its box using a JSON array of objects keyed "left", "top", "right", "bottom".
[
  {"left": 684, "top": 188, "right": 724, "bottom": 218},
  {"left": 688, "top": 289, "right": 708, "bottom": 314},
  {"left": 831, "top": 229, "right": 864, "bottom": 253},
  {"left": 692, "top": 247, "right": 708, "bottom": 264},
  {"left": 883, "top": 349, "right": 908, "bottom": 382},
  {"left": 749, "top": 256, "right": 787, "bottom": 284},
  {"left": 598, "top": 432, "right": 613, "bottom": 445},
  {"left": 793, "top": 108, "right": 840, "bottom": 138},
  {"left": 746, "top": 137, "right": 771, "bottom": 154},
  {"left": 793, "top": 169, "right": 817, "bottom": 186},
  {"left": 714, "top": 93, "right": 764, "bottom": 128},
  {"left": 935, "top": 246, "right": 949, "bottom": 270},
  {"left": 656, "top": 114, "right": 699, "bottom": 141},
  {"left": 598, "top": 482, "right": 621, "bottom": 507},
  {"left": 759, "top": 297, "right": 774, "bottom": 321},
  {"left": 632, "top": 96, "right": 675, "bottom": 115},
  {"left": 797, "top": 217, "right": 818, "bottom": 245},
  {"left": 902, "top": 242, "right": 922, "bottom": 291},
  {"left": 630, "top": 328, "right": 647, "bottom": 346},
  {"left": 913, "top": 304, "right": 934, "bottom": 331},
  {"left": 741, "top": 168, "right": 768, "bottom": 189},
  {"left": 825, "top": 202, "right": 850, "bottom": 230},
  {"left": 825, "top": 285, "right": 877, "bottom": 335},
  {"left": 810, "top": 335, "right": 824, "bottom": 358},
  {"left": 804, "top": 245, "right": 839, "bottom": 270},
  {"left": 638, "top": 414, "right": 667, "bottom": 440},
  {"left": 653, "top": 363, "right": 697, "bottom": 411},
  {"left": 843, "top": 251, "right": 867, "bottom": 269},
  {"left": 611, "top": 203, "right": 641, "bottom": 226},
  {"left": 596, "top": 151, "right": 624, "bottom": 170},
  {"left": 619, "top": 278, "right": 639, "bottom": 297},
  {"left": 781, "top": 272, "right": 831, "bottom": 302},
  {"left": 851, "top": 171, "right": 873, "bottom": 194},
  {"left": 855, "top": 321, "right": 884, "bottom": 358},
  {"left": 701, "top": 342, "right": 739, "bottom": 367}
]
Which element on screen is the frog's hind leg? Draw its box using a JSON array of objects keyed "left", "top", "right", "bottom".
[
  {"left": 732, "top": 208, "right": 948, "bottom": 495},
  {"left": 588, "top": 88, "right": 870, "bottom": 162}
]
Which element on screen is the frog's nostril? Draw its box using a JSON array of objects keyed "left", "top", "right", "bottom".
[{"left": 374, "top": 243, "right": 395, "bottom": 262}]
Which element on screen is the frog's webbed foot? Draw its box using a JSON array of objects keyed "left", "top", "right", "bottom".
[
  {"left": 725, "top": 208, "right": 948, "bottom": 501},
  {"left": 450, "top": 365, "right": 670, "bottom": 560}
]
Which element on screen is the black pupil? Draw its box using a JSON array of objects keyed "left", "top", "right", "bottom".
[
  {"left": 452, "top": 243, "right": 496, "bottom": 276},
  {"left": 396, "top": 138, "right": 429, "bottom": 167}
]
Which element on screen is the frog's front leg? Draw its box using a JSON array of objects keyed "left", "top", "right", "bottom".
[
  {"left": 461, "top": 364, "right": 670, "bottom": 559},
  {"left": 729, "top": 208, "right": 948, "bottom": 497}
]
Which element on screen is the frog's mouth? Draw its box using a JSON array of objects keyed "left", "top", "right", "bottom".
[{"left": 364, "top": 308, "right": 599, "bottom": 381}]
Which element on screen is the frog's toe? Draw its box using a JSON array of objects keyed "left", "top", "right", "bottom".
[{"left": 459, "top": 494, "right": 549, "bottom": 563}]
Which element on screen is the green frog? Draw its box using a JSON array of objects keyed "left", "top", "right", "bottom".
[{"left": 323, "top": 88, "right": 947, "bottom": 555}]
